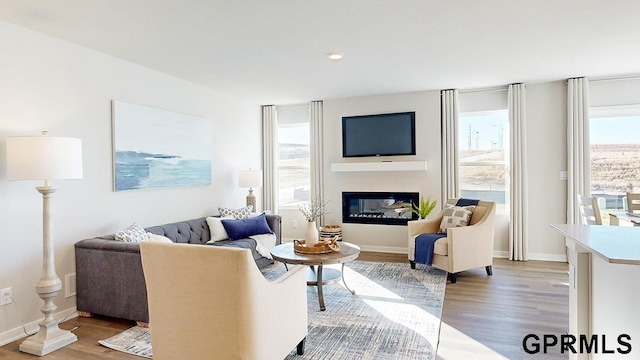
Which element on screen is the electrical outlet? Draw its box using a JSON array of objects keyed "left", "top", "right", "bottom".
[
  {"left": 292, "top": 220, "right": 298, "bottom": 229},
  {"left": 0, "top": 287, "right": 12, "bottom": 306}
]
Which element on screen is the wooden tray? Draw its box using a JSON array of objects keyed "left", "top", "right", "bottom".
[{"left": 293, "top": 239, "right": 340, "bottom": 254}]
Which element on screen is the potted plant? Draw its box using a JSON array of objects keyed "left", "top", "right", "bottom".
[
  {"left": 405, "top": 196, "right": 437, "bottom": 219},
  {"left": 298, "top": 196, "right": 330, "bottom": 247}
]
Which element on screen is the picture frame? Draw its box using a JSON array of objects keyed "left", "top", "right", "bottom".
[{"left": 111, "top": 100, "right": 212, "bottom": 191}]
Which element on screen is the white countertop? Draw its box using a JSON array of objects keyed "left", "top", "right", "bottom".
[{"left": 551, "top": 224, "right": 640, "bottom": 265}]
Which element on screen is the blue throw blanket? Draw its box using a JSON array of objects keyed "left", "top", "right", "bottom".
[
  {"left": 414, "top": 233, "right": 447, "bottom": 266},
  {"left": 414, "top": 198, "right": 480, "bottom": 266},
  {"left": 456, "top": 198, "right": 480, "bottom": 206}
]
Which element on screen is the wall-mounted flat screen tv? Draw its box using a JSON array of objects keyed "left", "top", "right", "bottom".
[{"left": 342, "top": 111, "right": 416, "bottom": 158}]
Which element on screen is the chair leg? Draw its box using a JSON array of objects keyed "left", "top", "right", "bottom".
[
  {"left": 297, "top": 337, "right": 306, "bottom": 355},
  {"left": 486, "top": 265, "right": 493, "bottom": 276},
  {"left": 449, "top": 272, "right": 457, "bottom": 283},
  {"left": 410, "top": 261, "right": 416, "bottom": 269}
]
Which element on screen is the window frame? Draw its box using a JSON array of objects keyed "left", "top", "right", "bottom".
[
  {"left": 588, "top": 104, "right": 640, "bottom": 217},
  {"left": 276, "top": 105, "right": 311, "bottom": 210},
  {"left": 458, "top": 109, "right": 510, "bottom": 214}
]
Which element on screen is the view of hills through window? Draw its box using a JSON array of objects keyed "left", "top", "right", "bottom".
[
  {"left": 277, "top": 122, "right": 310, "bottom": 206},
  {"left": 458, "top": 111, "right": 509, "bottom": 211},
  {"left": 590, "top": 114, "right": 640, "bottom": 211}
]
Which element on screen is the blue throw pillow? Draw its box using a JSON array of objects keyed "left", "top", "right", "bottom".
[
  {"left": 456, "top": 198, "right": 480, "bottom": 206},
  {"left": 221, "top": 213, "right": 273, "bottom": 240}
]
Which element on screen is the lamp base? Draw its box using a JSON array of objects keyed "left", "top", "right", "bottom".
[
  {"left": 20, "top": 184, "right": 77, "bottom": 356},
  {"left": 246, "top": 188, "right": 257, "bottom": 212},
  {"left": 19, "top": 326, "right": 77, "bottom": 356}
]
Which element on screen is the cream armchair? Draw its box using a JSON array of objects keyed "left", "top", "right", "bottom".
[
  {"left": 140, "top": 242, "right": 308, "bottom": 360},
  {"left": 408, "top": 199, "right": 496, "bottom": 283}
]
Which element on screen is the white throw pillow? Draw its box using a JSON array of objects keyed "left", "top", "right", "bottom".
[
  {"left": 147, "top": 232, "right": 173, "bottom": 243},
  {"left": 115, "top": 223, "right": 147, "bottom": 243},
  {"left": 438, "top": 205, "right": 475, "bottom": 234},
  {"left": 206, "top": 216, "right": 233, "bottom": 243}
]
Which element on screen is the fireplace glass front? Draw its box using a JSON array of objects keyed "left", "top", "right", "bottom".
[{"left": 342, "top": 191, "right": 419, "bottom": 225}]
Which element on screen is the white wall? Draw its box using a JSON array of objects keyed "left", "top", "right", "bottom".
[
  {"left": 590, "top": 77, "right": 640, "bottom": 107},
  {"left": 525, "top": 81, "right": 568, "bottom": 261},
  {"left": 0, "top": 21, "right": 261, "bottom": 342},
  {"left": 285, "top": 82, "right": 569, "bottom": 260},
  {"left": 321, "top": 92, "right": 442, "bottom": 253}
]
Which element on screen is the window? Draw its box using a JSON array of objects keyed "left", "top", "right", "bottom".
[
  {"left": 277, "top": 105, "right": 310, "bottom": 207},
  {"left": 589, "top": 105, "right": 640, "bottom": 223},
  {"left": 458, "top": 110, "right": 509, "bottom": 212}
]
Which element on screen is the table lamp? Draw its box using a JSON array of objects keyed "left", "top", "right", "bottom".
[
  {"left": 238, "top": 169, "right": 262, "bottom": 212},
  {"left": 6, "top": 131, "right": 83, "bottom": 356}
]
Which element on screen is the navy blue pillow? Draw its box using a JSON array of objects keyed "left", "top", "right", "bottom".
[
  {"left": 456, "top": 198, "right": 480, "bottom": 206},
  {"left": 221, "top": 213, "right": 273, "bottom": 240}
]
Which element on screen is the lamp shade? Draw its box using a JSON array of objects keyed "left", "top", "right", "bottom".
[
  {"left": 6, "top": 135, "right": 83, "bottom": 181},
  {"left": 239, "top": 169, "right": 262, "bottom": 188}
]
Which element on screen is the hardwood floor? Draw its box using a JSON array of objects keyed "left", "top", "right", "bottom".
[
  {"left": 358, "top": 252, "right": 569, "bottom": 360},
  {"left": 0, "top": 253, "right": 568, "bottom": 359}
]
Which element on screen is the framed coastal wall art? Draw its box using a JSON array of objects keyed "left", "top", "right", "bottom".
[{"left": 111, "top": 101, "right": 212, "bottom": 191}]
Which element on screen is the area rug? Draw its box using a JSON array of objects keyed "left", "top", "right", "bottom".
[
  {"left": 98, "top": 260, "right": 447, "bottom": 359},
  {"left": 98, "top": 325, "right": 152, "bottom": 358}
]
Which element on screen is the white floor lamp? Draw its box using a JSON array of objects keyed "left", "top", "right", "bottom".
[{"left": 6, "top": 131, "right": 83, "bottom": 356}]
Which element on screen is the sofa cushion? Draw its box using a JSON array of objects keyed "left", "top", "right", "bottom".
[
  {"left": 218, "top": 206, "right": 253, "bottom": 219},
  {"left": 439, "top": 205, "right": 475, "bottom": 233},
  {"left": 434, "top": 237, "right": 448, "bottom": 256},
  {"left": 222, "top": 213, "right": 273, "bottom": 240},
  {"left": 115, "top": 223, "right": 147, "bottom": 243},
  {"left": 205, "top": 216, "right": 232, "bottom": 243},
  {"left": 147, "top": 232, "right": 173, "bottom": 243}
]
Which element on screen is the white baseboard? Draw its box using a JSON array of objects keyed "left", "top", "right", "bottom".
[
  {"left": 358, "top": 245, "right": 408, "bottom": 254},
  {"left": 0, "top": 307, "right": 78, "bottom": 347},
  {"left": 356, "top": 247, "right": 567, "bottom": 263},
  {"left": 494, "top": 250, "right": 567, "bottom": 262},
  {"left": 527, "top": 252, "right": 567, "bottom": 262}
]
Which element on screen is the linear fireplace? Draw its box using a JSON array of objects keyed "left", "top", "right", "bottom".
[{"left": 342, "top": 191, "right": 419, "bottom": 226}]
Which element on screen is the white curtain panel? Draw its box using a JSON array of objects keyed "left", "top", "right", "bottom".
[
  {"left": 310, "top": 100, "right": 325, "bottom": 226},
  {"left": 508, "top": 83, "right": 528, "bottom": 261},
  {"left": 441, "top": 89, "right": 459, "bottom": 205},
  {"left": 262, "top": 105, "right": 278, "bottom": 214},
  {"left": 567, "top": 77, "right": 591, "bottom": 225}
]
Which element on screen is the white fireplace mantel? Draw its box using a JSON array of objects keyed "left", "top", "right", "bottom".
[{"left": 330, "top": 161, "right": 427, "bottom": 172}]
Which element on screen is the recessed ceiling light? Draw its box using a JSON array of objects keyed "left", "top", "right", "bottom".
[{"left": 326, "top": 51, "right": 345, "bottom": 60}]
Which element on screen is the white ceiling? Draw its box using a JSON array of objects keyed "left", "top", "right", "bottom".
[{"left": 1, "top": 1, "right": 640, "bottom": 105}]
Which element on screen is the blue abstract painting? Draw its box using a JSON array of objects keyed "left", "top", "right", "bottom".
[{"left": 112, "top": 101, "right": 212, "bottom": 191}]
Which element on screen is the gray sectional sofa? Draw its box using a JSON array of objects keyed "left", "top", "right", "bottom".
[{"left": 74, "top": 214, "right": 281, "bottom": 324}]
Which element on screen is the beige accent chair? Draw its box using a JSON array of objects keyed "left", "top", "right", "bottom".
[
  {"left": 627, "top": 192, "right": 640, "bottom": 214},
  {"left": 140, "top": 242, "right": 308, "bottom": 360},
  {"left": 408, "top": 199, "right": 496, "bottom": 283},
  {"left": 577, "top": 195, "right": 602, "bottom": 225}
]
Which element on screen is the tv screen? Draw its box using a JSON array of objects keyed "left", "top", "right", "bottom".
[{"left": 342, "top": 112, "right": 416, "bottom": 157}]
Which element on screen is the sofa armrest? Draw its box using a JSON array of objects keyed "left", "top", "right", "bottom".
[
  {"left": 408, "top": 217, "right": 442, "bottom": 237},
  {"left": 265, "top": 214, "right": 282, "bottom": 245},
  {"left": 75, "top": 239, "right": 150, "bottom": 323},
  {"left": 407, "top": 215, "right": 443, "bottom": 261},
  {"left": 250, "top": 262, "right": 307, "bottom": 357}
]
